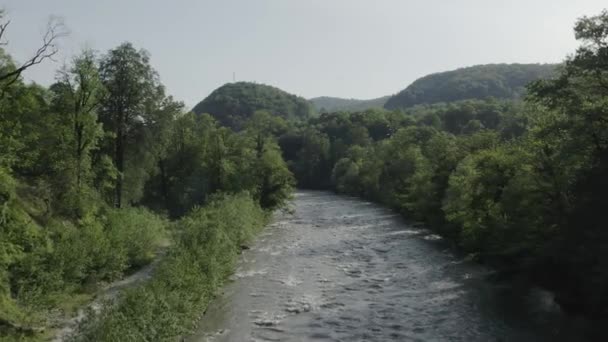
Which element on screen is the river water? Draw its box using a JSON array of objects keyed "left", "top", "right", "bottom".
[{"left": 187, "top": 191, "right": 598, "bottom": 341}]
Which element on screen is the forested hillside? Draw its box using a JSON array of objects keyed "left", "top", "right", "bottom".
[
  {"left": 192, "top": 82, "right": 315, "bottom": 130},
  {"left": 0, "top": 11, "right": 293, "bottom": 339},
  {"left": 309, "top": 96, "right": 390, "bottom": 113},
  {"left": 384, "top": 63, "right": 557, "bottom": 110},
  {"left": 2, "top": 5, "right": 608, "bottom": 341}
]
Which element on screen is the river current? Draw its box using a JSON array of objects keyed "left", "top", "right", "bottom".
[{"left": 187, "top": 191, "right": 597, "bottom": 341}]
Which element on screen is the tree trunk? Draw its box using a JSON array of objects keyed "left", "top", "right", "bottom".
[
  {"left": 75, "top": 122, "right": 84, "bottom": 191},
  {"left": 115, "top": 125, "right": 124, "bottom": 208},
  {"left": 158, "top": 159, "right": 170, "bottom": 210}
]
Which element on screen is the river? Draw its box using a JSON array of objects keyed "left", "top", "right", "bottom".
[{"left": 187, "top": 191, "right": 597, "bottom": 341}]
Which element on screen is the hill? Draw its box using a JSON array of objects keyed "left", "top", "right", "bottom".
[
  {"left": 192, "top": 82, "right": 315, "bottom": 129},
  {"left": 309, "top": 96, "right": 390, "bottom": 113},
  {"left": 384, "top": 63, "right": 557, "bottom": 110}
]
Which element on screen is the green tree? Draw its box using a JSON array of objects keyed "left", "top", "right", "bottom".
[
  {"left": 526, "top": 10, "right": 608, "bottom": 314},
  {"left": 99, "top": 42, "right": 159, "bottom": 208},
  {"left": 245, "top": 112, "right": 293, "bottom": 208},
  {"left": 293, "top": 129, "right": 331, "bottom": 188},
  {"left": 47, "top": 50, "right": 106, "bottom": 216}
]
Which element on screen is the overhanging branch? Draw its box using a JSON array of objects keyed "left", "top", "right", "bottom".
[{"left": 0, "top": 15, "right": 68, "bottom": 86}]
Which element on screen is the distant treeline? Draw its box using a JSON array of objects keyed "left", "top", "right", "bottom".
[
  {"left": 2, "top": 6, "right": 608, "bottom": 341},
  {"left": 310, "top": 96, "right": 390, "bottom": 113},
  {"left": 308, "top": 64, "right": 556, "bottom": 114},
  {"left": 171, "top": 9, "right": 607, "bottom": 320},
  {"left": 384, "top": 63, "right": 557, "bottom": 110},
  {"left": 272, "top": 11, "right": 608, "bottom": 318}
]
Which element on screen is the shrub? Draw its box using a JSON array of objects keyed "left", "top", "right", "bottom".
[
  {"left": 74, "top": 193, "right": 267, "bottom": 341},
  {"left": 103, "top": 207, "right": 167, "bottom": 270}
]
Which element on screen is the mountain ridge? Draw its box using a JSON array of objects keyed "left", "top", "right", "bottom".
[
  {"left": 192, "top": 81, "right": 315, "bottom": 129},
  {"left": 384, "top": 63, "right": 558, "bottom": 110}
]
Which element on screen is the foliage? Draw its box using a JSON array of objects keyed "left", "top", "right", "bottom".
[
  {"left": 0, "top": 30, "right": 294, "bottom": 338},
  {"left": 523, "top": 9, "right": 608, "bottom": 314},
  {"left": 384, "top": 63, "right": 557, "bottom": 110},
  {"left": 273, "top": 10, "right": 608, "bottom": 320},
  {"left": 310, "top": 95, "right": 390, "bottom": 113},
  {"left": 98, "top": 42, "right": 169, "bottom": 208},
  {"left": 73, "top": 194, "right": 267, "bottom": 341},
  {"left": 192, "top": 82, "right": 315, "bottom": 130},
  {"left": 3, "top": 6, "right": 608, "bottom": 340},
  {"left": 142, "top": 111, "right": 293, "bottom": 217}
]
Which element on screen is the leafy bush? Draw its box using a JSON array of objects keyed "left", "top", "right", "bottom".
[
  {"left": 1, "top": 198, "right": 167, "bottom": 338},
  {"left": 103, "top": 208, "right": 167, "bottom": 270},
  {"left": 74, "top": 193, "right": 267, "bottom": 341}
]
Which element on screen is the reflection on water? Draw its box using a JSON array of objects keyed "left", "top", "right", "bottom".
[{"left": 187, "top": 191, "right": 600, "bottom": 342}]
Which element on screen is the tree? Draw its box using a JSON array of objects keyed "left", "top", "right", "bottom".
[
  {"left": 526, "top": 10, "right": 608, "bottom": 315},
  {"left": 53, "top": 50, "right": 106, "bottom": 190},
  {"left": 293, "top": 129, "right": 331, "bottom": 188},
  {"left": 142, "top": 95, "right": 184, "bottom": 211},
  {"left": 244, "top": 111, "right": 293, "bottom": 208},
  {"left": 245, "top": 110, "right": 288, "bottom": 157},
  {"left": 254, "top": 141, "right": 294, "bottom": 209},
  {"left": 43, "top": 50, "right": 107, "bottom": 216},
  {"left": 99, "top": 43, "right": 159, "bottom": 207},
  {"left": 0, "top": 80, "right": 50, "bottom": 171}
]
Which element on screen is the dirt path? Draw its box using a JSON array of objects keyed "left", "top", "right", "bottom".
[{"left": 51, "top": 249, "right": 166, "bottom": 341}]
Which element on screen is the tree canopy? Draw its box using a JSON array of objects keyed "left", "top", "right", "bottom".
[
  {"left": 3, "top": 6, "right": 608, "bottom": 340},
  {"left": 192, "top": 82, "right": 315, "bottom": 130},
  {"left": 384, "top": 63, "right": 557, "bottom": 110},
  {"left": 274, "top": 12, "right": 608, "bottom": 320},
  {"left": 309, "top": 96, "right": 390, "bottom": 113},
  {"left": 0, "top": 34, "right": 294, "bottom": 337}
]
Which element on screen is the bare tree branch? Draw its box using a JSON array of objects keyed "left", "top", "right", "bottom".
[
  {"left": 0, "top": 20, "right": 10, "bottom": 46},
  {"left": 0, "top": 14, "right": 69, "bottom": 86}
]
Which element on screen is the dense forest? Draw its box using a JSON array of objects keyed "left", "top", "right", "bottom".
[
  {"left": 312, "top": 63, "right": 556, "bottom": 114},
  {"left": 192, "top": 82, "right": 315, "bottom": 130},
  {"left": 275, "top": 12, "right": 608, "bottom": 318},
  {"left": 309, "top": 96, "right": 390, "bottom": 113},
  {"left": 0, "top": 11, "right": 293, "bottom": 339},
  {"left": 384, "top": 63, "right": 557, "bottom": 110},
  {"left": 1, "top": 6, "right": 608, "bottom": 341}
]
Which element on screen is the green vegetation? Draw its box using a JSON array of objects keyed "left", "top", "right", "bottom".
[
  {"left": 277, "top": 11, "right": 608, "bottom": 319},
  {"left": 192, "top": 82, "right": 315, "bottom": 130},
  {"left": 0, "top": 10, "right": 293, "bottom": 339},
  {"left": 74, "top": 194, "right": 267, "bottom": 341},
  {"left": 2, "top": 4, "right": 608, "bottom": 340},
  {"left": 309, "top": 96, "right": 390, "bottom": 113},
  {"left": 0, "top": 39, "right": 172, "bottom": 337},
  {"left": 384, "top": 63, "right": 557, "bottom": 110}
]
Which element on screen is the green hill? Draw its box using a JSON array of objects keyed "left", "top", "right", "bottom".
[
  {"left": 192, "top": 82, "right": 315, "bottom": 129},
  {"left": 309, "top": 96, "right": 390, "bottom": 113},
  {"left": 384, "top": 63, "right": 557, "bottom": 110}
]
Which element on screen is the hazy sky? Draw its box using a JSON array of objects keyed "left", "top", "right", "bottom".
[{"left": 3, "top": 0, "right": 607, "bottom": 108}]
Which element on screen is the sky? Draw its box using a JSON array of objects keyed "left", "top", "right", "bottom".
[{"left": 2, "top": 0, "right": 607, "bottom": 108}]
